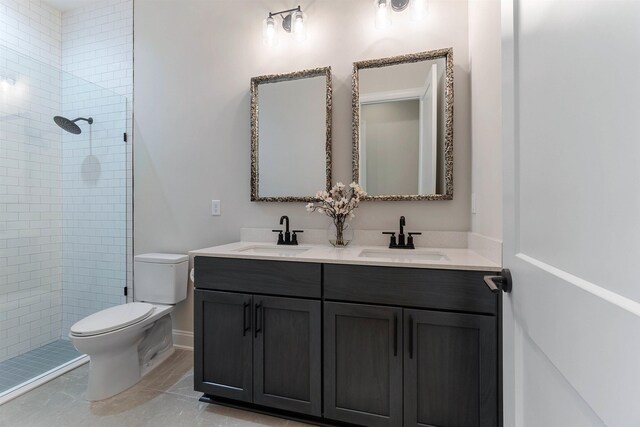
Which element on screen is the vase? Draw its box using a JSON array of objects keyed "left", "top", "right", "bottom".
[{"left": 328, "top": 218, "right": 353, "bottom": 247}]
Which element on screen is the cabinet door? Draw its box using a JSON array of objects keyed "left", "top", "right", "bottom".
[
  {"left": 253, "top": 296, "right": 321, "bottom": 416},
  {"left": 324, "top": 302, "right": 403, "bottom": 427},
  {"left": 194, "top": 290, "right": 253, "bottom": 402},
  {"left": 404, "top": 309, "right": 497, "bottom": 427}
]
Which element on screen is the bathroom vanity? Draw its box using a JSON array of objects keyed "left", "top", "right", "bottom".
[{"left": 191, "top": 241, "right": 502, "bottom": 427}]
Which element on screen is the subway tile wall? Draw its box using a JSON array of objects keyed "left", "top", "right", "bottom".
[
  {"left": 0, "top": 0, "right": 133, "bottom": 362},
  {"left": 0, "top": 0, "right": 62, "bottom": 67},
  {"left": 0, "top": 1, "right": 63, "bottom": 362},
  {"left": 60, "top": 0, "right": 132, "bottom": 335}
]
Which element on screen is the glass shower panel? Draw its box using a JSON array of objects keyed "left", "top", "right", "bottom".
[
  {"left": 0, "top": 45, "right": 128, "bottom": 371},
  {"left": 60, "top": 70, "right": 127, "bottom": 336},
  {"left": 0, "top": 46, "right": 64, "bottom": 363}
]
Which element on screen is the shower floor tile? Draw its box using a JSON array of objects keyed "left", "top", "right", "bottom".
[{"left": 0, "top": 340, "right": 82, "bottom": 395}]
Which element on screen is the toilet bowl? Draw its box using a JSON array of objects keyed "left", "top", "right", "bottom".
[{"left": 69, "top": 253, "right": 189, "bottom": 401}]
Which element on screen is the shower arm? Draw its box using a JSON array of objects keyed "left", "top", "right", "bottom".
[{"left": 73, "top": 117, "right": 93, "bottom": 124}]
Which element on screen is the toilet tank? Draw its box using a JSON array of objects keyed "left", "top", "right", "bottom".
[{"left": 134, "top": 253, "right": 189, "bottom": 304}]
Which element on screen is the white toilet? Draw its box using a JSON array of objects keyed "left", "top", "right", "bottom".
[{"left": 69, "top": 253, "right": 189, "bottom": 401}]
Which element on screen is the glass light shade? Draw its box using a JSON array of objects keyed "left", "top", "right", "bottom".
[
  {"left": 375, "top": 0, "right": 392, "bottom": 29},
  {"left": 410, "top": 0, "right": 428, "bottom": 21},
  {"left": 262, "top": 16, "right": 278, "bottom": 46},
  {"left": 292, "top": 10, "right": 306, "bottom": 41}
]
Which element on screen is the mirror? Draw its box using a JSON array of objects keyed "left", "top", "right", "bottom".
[
  {"left": 251, "top": 67, "right": 332, "bottom": 202},
  {"left": 352, "top": 48, "right": 453, "bottom": 200}
]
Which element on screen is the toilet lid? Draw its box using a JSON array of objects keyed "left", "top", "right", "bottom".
[{"left": 70, "top": 302, "right": 155, "bottom": 337}]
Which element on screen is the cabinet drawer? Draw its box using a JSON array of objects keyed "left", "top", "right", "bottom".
[
  {"left": 194, "top": 256, "right": 321, "bottom": 298},
  {"left": 324, "top": 264, "right": 497, "bottom": 315}
]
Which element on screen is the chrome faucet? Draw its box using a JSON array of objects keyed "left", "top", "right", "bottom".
[
  {"left": 272, "top": 215, "right": 303, "bottom": 245},
  {"left": 383, "top": 216, "right": 421, "bottom": 249}
]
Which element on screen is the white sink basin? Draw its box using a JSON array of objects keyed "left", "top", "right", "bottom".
[
  {"left": 234, "top": 245, "right": 311, "bottom": 257},
  {"left": 358, "top": 249, "right": 448, "bottom": 262}
]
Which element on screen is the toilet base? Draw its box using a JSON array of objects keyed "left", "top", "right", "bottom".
[
  {"left": 79, "top": 312, "right": 175, "bottom": 401},
  {"left": 86, "top": 344, "right": 141, "bottom": 401}
]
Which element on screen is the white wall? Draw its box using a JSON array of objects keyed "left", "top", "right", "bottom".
[
  {"left": 134, "top": 0, "right": 472, "bottom": 335},
  {"left": 0, "top": 0, "right": 63, "bottom": 362},
  {"left": 469, "top": 0, "right": 501, "bottom": 240}
]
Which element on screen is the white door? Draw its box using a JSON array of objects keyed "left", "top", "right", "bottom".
[{"left": 502, "top": 1, "right": 640, "bottom": 426}]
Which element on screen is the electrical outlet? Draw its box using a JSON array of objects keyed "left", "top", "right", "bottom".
[{"left": 211, "top": 200, "right": 221, "bottom": 216}]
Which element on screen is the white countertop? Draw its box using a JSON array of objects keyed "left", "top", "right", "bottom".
[{"left": 189, "top": 241, "right": 501, "bottom": 272}]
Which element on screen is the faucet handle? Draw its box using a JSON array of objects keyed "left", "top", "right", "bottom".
[
  {"left": 291, "top": 230, "right": 304, "bottom": 245},
  {"left": 272, "top": 229, "right": 284, "bottom": 245},
  {"left": 382, "top": 232, "right": 397, "bottom": 248},
  {"left": 407, "top": 232, "right": 421, "bottom": 249}
]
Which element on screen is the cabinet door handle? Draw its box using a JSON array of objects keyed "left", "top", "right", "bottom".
[
  {"left": 393, "top": 314, "right": 398, "bottom": 357},
  {"left": 255, "top": 302, "right": 262, "bottom": 337},
  {"left": 409, "top": 315, "right": 414, "bottom": 359},
  {"left": 243, "top": 301, "right": 250, "bottom": 336}
]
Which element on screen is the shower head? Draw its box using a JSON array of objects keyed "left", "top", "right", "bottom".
[{"left": 54, "top": 116, "right": 93, "bottom": 134}]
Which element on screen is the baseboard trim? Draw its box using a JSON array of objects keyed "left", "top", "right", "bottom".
[{"left": 173, "top": 329, "right": 194, "bottom": 350}]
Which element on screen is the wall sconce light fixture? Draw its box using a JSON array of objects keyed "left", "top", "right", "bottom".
[
  {"left": 263, "top": 5, "right": 306, "bottom": 46},
  {"left": 374, "top": 0, "right": 428, "bottom": 28}
]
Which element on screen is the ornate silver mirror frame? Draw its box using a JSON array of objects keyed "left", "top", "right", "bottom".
[
  {"left": 251, "top": 67, "right": 332, "bottom": 202},
  {"left": 352, "top": 48, "right": 454, "bottom": 201}
]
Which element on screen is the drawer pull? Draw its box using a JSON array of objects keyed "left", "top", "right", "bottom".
[
  {"left": 409, "top": 315, "right": 414, "bottom": 359},
  {"left": 393, "top": 315, "right": 398, "bottom": 357},
  {"left": 243, "top": 301, "right": 251, "bottom": 336},
  {"left": 255, "top": 302, "right": 263, "bottom": 337}
]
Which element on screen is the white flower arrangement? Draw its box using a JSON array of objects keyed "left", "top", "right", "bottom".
[
  {"left": 306, "top": 182, "right": 366, "bottom": 246},
  {"left": 305, "top": 182, "right": 366, "bottom": 220}
]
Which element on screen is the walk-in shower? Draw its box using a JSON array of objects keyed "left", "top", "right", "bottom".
[{"left": 0, "top": 44, "right": 129, "bottom": 403}]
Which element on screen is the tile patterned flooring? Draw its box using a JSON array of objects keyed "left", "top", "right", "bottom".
[
  {"left": 0, "top": 349, "right": 313, "bottom": 427},
  {"left": 0, "top": 340, "right": 82, "bottom": 395}
]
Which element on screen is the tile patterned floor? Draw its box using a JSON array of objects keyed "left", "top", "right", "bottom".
[
  {"left": 0, "top": 340, "right": 82, "bottom": 395},
  {"left": 0, "top": 349, "right": 313, "bottom": 427}
]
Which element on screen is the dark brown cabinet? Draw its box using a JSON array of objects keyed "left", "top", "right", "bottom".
[
  {"left": 325, "top": 302, "right": 498, "bottom": 427},
  {"left": 404, "top": 309, "right": 497, "bottom": 427},
  {"left": 194, "top": 290, "right": 252, "bottom": 402},
  {"left": 194, "top": 256, "right": 500, "bottom": 426},
  {"left": 194, "top": 288, "right": 321, "bottom": 416},
  {"left": 324, "top": 302, "right": 403, "bottom": 427},
  {"left": 253, "top": 295, "right": 321, "bottom": 416}
]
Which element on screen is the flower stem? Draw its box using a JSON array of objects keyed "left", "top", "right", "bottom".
[{"left": 334, "top": 216, "right": 345, "bottom": 246}]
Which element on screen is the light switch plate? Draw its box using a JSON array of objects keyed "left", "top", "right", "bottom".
[{"left": 211, "top": 200, "right": 221, "bottom": 216}]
